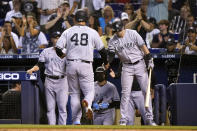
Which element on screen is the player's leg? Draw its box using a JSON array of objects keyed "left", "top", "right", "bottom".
[
  {"left": 103, "top": 109, "right": 115, "bottom": 125},
  {"left": 135, "top": 60, "right": 156, "bottom": 125},
  {"left": 127, "top": 93, "right": 136, "bottom": 125},
  {"left": 55, "top": 77, "right": 69, "bottom": 125},
  {"left": 66, "top": 62, "right": 81, "bottom": 124},
  {"left": 78, "top": 62, "right": 94, "bottom": 120},
  {"left": 120, "top": 69, "right": 134, "bottom": 125},
  {"left": 133, "top": 91, "right": 147, "bottom": 125},
  {"left": 44, "top": 78, "right": 56, "bottom": 125},
  {"left": 93, "top": 114, "right": 103, "bottom": 125}
]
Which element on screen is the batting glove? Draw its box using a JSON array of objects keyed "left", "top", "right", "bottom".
[
  {"left": 92, "top": 102, "right": 99, "bottom": 110},
  {"left": 99, "top": 102, "right": 109, "bottom": 109},
  {"left": 148, "top": 58, "right": 154, "bottom": 70}
]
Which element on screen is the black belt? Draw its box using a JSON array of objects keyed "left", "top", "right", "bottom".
[
  {"left": 125, "top": 59, "right": 142, "bottom": 65},
  {"left": 46, "top": 75, "right": 65, "bottom": 79},
  {"left": 67, "top": 59, "right": 91, "bottom": 64}
]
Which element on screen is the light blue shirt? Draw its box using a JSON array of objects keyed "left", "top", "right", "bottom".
[{"left": 147, "top": 0, "right": 169, "bottom": 22}]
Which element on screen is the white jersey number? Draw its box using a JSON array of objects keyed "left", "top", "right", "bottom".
[{"left": 70, "top": 33, "right": 88, "bottom": 46}]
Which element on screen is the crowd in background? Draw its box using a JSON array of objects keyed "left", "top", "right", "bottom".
[{"left": 0, "top": 0, "right": 197, "bottom": 55}]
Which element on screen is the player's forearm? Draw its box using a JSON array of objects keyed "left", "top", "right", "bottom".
[
  {"left": 108, "top": 101, "right": 120, "bottom": 109},
  {"left": 30, "top": 65, "right": 40, "bottom": 72},
  {"left": 141, "top": 44, "right": 150, "bottom": 55}
]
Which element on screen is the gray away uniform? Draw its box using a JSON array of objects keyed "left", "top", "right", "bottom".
[
  {"left": 39, "top": 47, "right": 68, "bottom": 125},
  {"left": 56, "top": 25, "right": 105, "bottom": 124},
  {"left": 93, "top": 81, "right": 120, "bottom": 125},
  {"left": 108, "top": 29, "right": 154, "bottom": 124}
]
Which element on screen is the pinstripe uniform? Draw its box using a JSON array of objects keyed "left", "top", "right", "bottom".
[{"left": 108, "top": 29, "right": 154, "bottom": 125}]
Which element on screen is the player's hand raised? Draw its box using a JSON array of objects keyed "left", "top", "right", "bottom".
[{"left": 109, "top": 69, "right": 116, "bottom": 78}]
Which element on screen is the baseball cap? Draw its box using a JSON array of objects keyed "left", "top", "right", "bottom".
[
  {"left": 51, "top": 31, "right": 61, "bottom": 38},
  {"left": 121, "top": 12, "right": 129, "bottom": 21},
  {"left": 95, "top": 66, "right": 105, "bottom": 73},
  {"left": 60, "top": 0, "right": 69, "bottom": 6},
  {"left": 188, "top": 27, "right": 196, "bottom": 33}
]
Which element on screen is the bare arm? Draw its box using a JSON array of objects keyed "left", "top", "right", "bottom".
[
  {"left": 29, "top": 23, "right": 39, "bottom": 36},
  {"left": 125, "top": 18, "right": 139, "bottom": 29},
  {"left": 27, "top": 65, "right": 40, "bottom": 75},
  {"left": 140, "top": 19, "right": 154, "bottom": 32},
  {"left": 141, "top": 44, "right": 150, "bottom": 55},
  {"left": 0, "top": 28, "right": 5, "bottom": 52},
  {"left": 9, "top": 36, "right": 18, "bottom": 54},
  {"left": 45, "top": 9, "right": 62, "bottom": 30},
  {"left": 69, "top": 1, "right": 78, "bottom": 15}
]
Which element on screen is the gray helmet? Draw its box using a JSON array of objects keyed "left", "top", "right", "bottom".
[
  {"left": 112, "top": 18, "right": 123, "bottom": 33},
  {"left": 75, "top": 9, "right": 88, "bottom": 22}
]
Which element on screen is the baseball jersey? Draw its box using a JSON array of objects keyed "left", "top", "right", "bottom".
[
  {"left": 56, "top": 25, "right": 104, "bottom": 62},
  {"left": 39, "top": 47, "right": 67, "bottom": 76},
  {"left": 108, "top": 29, "right": 145, "bottom": 63},
  {"left": 94, "top": 81, "right": 120, "bottom": 113}
]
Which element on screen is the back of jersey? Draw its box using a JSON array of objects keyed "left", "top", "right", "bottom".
[{"left": 56, "top": 25, "right": 104, "bottom": 62}]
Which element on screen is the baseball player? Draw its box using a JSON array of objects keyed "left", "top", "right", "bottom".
[
  {"left": 27, "top": 32, "right": 69, "bottom": 125},
  {"left": 92, "top": 66, "right": 120, "bottom": 125},
  {"left": 55, "top": 9, "right": 109, "bottom": 125},
  {"left": 108, "top": 18, "right": 155, "bottom": 125},
  {"left": 110, "top": 67, "right": 156, "bottom": 125}
]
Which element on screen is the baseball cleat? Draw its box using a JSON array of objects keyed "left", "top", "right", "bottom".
[
  {"left": 82, "top": 99, "right": 93, "bottom": 120},
  {"left": 119, "top": 121, "right": 126, "bottom": 126},
  {"left": 146, "top": 119, "right": 157, "bottom": 126}
]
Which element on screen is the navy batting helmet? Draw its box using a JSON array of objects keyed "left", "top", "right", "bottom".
[
  {"left": 75, "top": 9, "right": 88, "bottom": 22},
  {"left": 112, "top": 18, "right": 123, "bottom": 33},
  {"left": 95, "top": 66, "right": 107, "bottom": 82}
]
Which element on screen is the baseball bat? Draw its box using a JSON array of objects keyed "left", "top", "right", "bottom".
[{"left": 145, "top": 68, "right": 152, "bottom": 108}]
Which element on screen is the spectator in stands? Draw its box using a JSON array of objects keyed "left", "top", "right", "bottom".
[
  {"left": 45, "top": 1, "right": 72, "bottom": 38},
  {"left": 179, "top": 15, "right": 196, "bottom": 43},
  {"left": 10, "top": 14, "right": 23, "bottom": 36},
  {"left": 4, "top": 0, "right": 22, "bottom": 22},
  {"left": 100, "top": 23, "right": 113, "bottom": 48},
  {"left": 88, "top": 13, "right": 103, "bottom": 36},
  {"left": 151, "top": 20, "right": 174, "bottom": 50},
  {"left": 125, "top": 0, "right": 153, "bottom": 41},
  {"left": 123, "top": 3, "right": 135, "bottom": 22},
  {"left": 145, "top": 17, "right": 160, "bottom": 48},
  {"left": 176, "top": 27, "right": 197, "bottom": 55},
  {"left": 121, "top": 12, "right": 129, "bottom": 27},
  {"left": 169, "top": 5, "right": 190, "bottom": 34},
  {"left": 18, "top": 13, "right": 48, "bottom": 54},
  {"left": 147, "top": 0, "right": 169, "bottom": 22},
  {"left": 0, "top": 21, "right": 19, "bottom": 54},
  {"left": 1, "top": 81, "right": 21, "bottom": 119},
  {"left": 37, "top": 0, "right": 61, "bottom": 25},
  {"left": 99, "top": 5, "right": 114, "bottom": 34}
]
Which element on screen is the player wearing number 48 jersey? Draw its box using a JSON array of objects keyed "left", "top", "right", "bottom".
[{"left": 56, "top": 9, "right": 109, "bottom": 125}]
